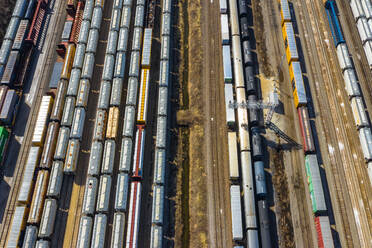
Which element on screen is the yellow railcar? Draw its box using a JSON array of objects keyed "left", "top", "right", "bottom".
[
  {"left": 289, "top": 61, "right": 307, "bottom": 108},
  {"left": 60, "top": 43, "right": 76, "bottom": 80},
  {"left": 282, "top": 22, "right": 299, "bottom": 64},
  {"left": 106, "top": 107, "right": 119, "bottom": 139}
]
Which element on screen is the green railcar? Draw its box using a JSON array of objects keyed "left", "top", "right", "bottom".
[{"left": 0, "top": 126, "right": 9, "bottom": 164}]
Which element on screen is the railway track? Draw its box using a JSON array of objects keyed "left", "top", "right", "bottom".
[{"left": 0, "top": 0, "right": 66, "bottom": 244}]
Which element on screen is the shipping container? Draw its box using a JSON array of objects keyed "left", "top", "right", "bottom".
[
  {"left": 91, "top": 7, "right": 103, "bottom": 30},
  {"left": 91, "top": 214, "right": 107, "bottom": 248},
  {"left": 61, "top": 96, "right": 76, "bottom": 127},
  {"left": 0, "top": 90, "right": 19, "bottom": 126},
  {"left": 96, "top": 175, "right": 112, "bottom": 213},
  {"left": 61, "top": 44, "right": 76, "bottom": 80},
  {"left": 158, "top": 86, "right": 168, "bottom": 117},
  {"left": 160, "top": 35, "right": 169, "bottom": 61},
  {"left": 78, "top": 20, "right": 90, "bottom": 44},
  {"left": 153, "top": 148, "right": 166, "bottom": 185},
  {"left": 110, "top": 78, "right": 123, "bottom": 106},
  {"left": 119, "top": 137, "right": 132, "bottom": 172},
  {"left": 76, "top": 216, "right": 93, "bottom": 248},
  {"left": 282, "top": 22, "right": 299, "bottom": 64},
  {"left": 122, "top": 106, "right": 135, "bottom": 137},
  {"left": 17, "top": 147, "right": 41, "bottom": 204},
  {"left": 120, "top": 6, "right": 131, "bottom": 28},
  {"left": 86, "top": 28, "right": 99, "bottom": 53},
  {"left": 359, "top": 127, "right": 372, "bottom": 160},
  {"left": 110, "top": 9, "right": 121, "bottom": 31},
  {"left": 93, "top": 109, "right": 107, "bottom": 141},
  {"left": 81, "top": 52, "right": 95, "bottom": 80},
  {"left": 38, "top": 199, "right": 57, "bottom": 238},
  {"left": 142, "top": 28, "right": 152, "bottom": 67},
  {"left": 315, "top": 216, "right": 334, "bottom": 248},
  {"left": 82, "top": 177, "right": 99, "bottom": 215},
  {"left": 111, "top": 213, "right": 126, "bottom": 247},
  {"left": 117, "top": 27, "right": 129, "bottom": 52},
  {"left": 106, "top": 107, "right": 119, "bottom": 139},
  {"left": 151, "top": 185, "right": 164, "bottom": 225},
  {"left": 6, "top": 206, "right": 28, "bottom": 248},
  {"left": 254, "top": 161, "right": 267, "bottom": 197},
  {"left": 54, "top": 127, "right": 70, "bottom": 160},
  {"left": 1, "top": 50, "right": 19, "bottom": 86},
  {"left": 336, "top": 43, "right": 353, "bottom": 71},
  {"left": 114, "top": 52, "right": 125, "bottom": 78},
  {"left": 67, "top": 68, "right": 81, "bottom": 96},
  {"left": 161, "top": 13, "right": 171, "bottom": 36},
  {"left": 102, "top": 55, "right": 115, "bottom": 81},
  {"left": 132, "top": 126, "right": 145, "bottom": 178},
  {"left": 114, "top": 173, "right": 129, "bottom": 211},
  {"left": 70, "top": 107, "right": 86, "bottom": 140},
  {"left": 224, "top": 84, "right": 235, "bottom": 126},
  {"left": 106, "top": 31, "right": 118, "bottom": 55},
  {"left": 230, "top": 185, "right": 243, "bottom": 241},
  {"left": 351, "top": 97, "right": 369, "bottom": 128},
  {"left": 305, "top": 155, "right": 327, "bottom": 213},
  {"left": 76, "top": 79, "right": 90, "bottom": 108},
  {"left": 221, "top": 14, "right": 229, "bottom": 45},
  {"left": 46, "top": 161, "right": 64, "bottom": 198},
  {"left": 73, "top": 43, "right": 86, "bottom": 69},
  {"left": 137, "top": 69, "right": 150, "bottom": 124},
  {"left": 240, "top": 151, "right": 257, "bottom": 228},
  {"left": 23, "top": 226, "right": 38, "bottom": 248},
  {"left": 125, "top": 182, "right": 141, "bottom": 248},
  {"left": 88, "top": 141, "right": 103, "bottom": 176},
  {"left": 258, "top": 200, "right": 271, "bottom": 248},
  {"left": 49, "top": 62, "right": 63, "bottom": 89},
  {"left": 28, "top": 170, "right": 49, "bottom": 224},
  {"left": 50, "top": 80, "right": 68, "bottom": 121},
  {"left": 228, "top": 132, "right": 239, "bottom": 179},
  {"left": 159, "top": 60, "right": 169, "bottom": 87},
  {"left": 97, "top": 81, "right": 111, "bottom": 110},
  {"left": 297, "top": 107, "right": 315, "bottom": 153},
  {"left": 64, "top": 139, "right": 80, "bottom": 174},
  {"left": 289, "top": 61, "right": 307, "bottom": 107},
  {"left": 126, "top": 77, "right": 138, "bottom": 106},
  {"left": 129, "top": 51, "right": 140, "bottom": 78},
  {"left": 343, "top": 69, "right": 361, "bottom": 97},
  {"left": 150, "top": 225, "right": 162, "bottom": 248},
  {"left": 134, "top": 5, "right": 145, "bottom": 28},
  {"left": 32, "top": 96, "right": 53, "bottom": 146},
  {"left": 62, "top": 21, "right": 73, "bottom": 41}
]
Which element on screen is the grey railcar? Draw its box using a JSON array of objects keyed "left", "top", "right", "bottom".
[
  {"left": 102, "top": 55, "right": 115, "bottom": 81},
  {"left": 114, "top": 173, "right": 129, "bottom": 211},
  {"left": 54, "top": 127, "right": 70, "bottom": 161},
  {"left": 119, "top": 137, "right": 132, "bottom": 172},
  {"left": 114, "top": 52, "right": 126, "bottom": 78},
  {"left": 157, "top": 86, "right": 168, "bottom": 117},
  {"left": 73, "top": 44, "right": 86, "bottom": 69},
  {"left": 230, "top": 185, "right": 243, "bottom": 241},
  {"left": 160, "top": 35, "right": 170, "bottom": 61},
  {"left": 96, "top": 175, "right": 112, "bottom": 213},
  {"left": 150, "top": 225, "right": 163, "bottom": 248},
  {"left": 76, "top": 216, "right": 93, "bottom": 248},
  {"left": 78, "top": 21, "right": 90, "bottom": 44},
  {"left": 46, "top": 161, "right": 64, "bottom": 198},
  {"left": 106, "top": 31, "right": 118, "bottom": 55},
  {"left": 61, "top": 97, "right": 75, "bottom": 127},
  {"left": 64, "top": 139, "right": 80, "bottom": 174},
  {"left": 120, "top": 6, "right": 131, "bottom": 28},
  {"left": 38, "top": 199, "right": 57, "bottom": 238},
  {"left": 122, "top": 106, "right": 135, "bottom": 137},
  {"left": 35, "top": 240, "right": 50, "bottom": 248},
  {"left": 88, "top": 141, "right": 103, "bottom": 176},
  {"left": 23, "top": 226, "right": 38, "bottom": 248},
  {"left": 67, "top": 69, "right": 81, "bottom": 96},
  {"left": 126, "top": 77, "right": 138, "bottom": 106},
  {"left": 343, "top": 69, "right": 361, "bottom": 98},
  {"left": 82, "top": 0, "right": 94, "bottom": 21},
  {"left": 111, "top": 213, "right": 126, "bottom": 247},
  {"left": 101, "top": 140, "right": 116, "bottom": 174},
  {"left": 91, "top": 7, "right": 103, "bottom": 30},
  {"left": 156, "top": 116, "right": 167, "bottom": 149},
  {"left": 134, "top": 5, "right": 144, "bottom": 28},
  {"left": 86, "top": 28, "right": 99, "bottom": 53},
  {"left": 50, "top": 80, "right": 68, "bottom": 121},
  {"left": 97, "top": 81, "right": 111, "bottom": 110},
  {"left": 70, "top": 107, "right": 86, "bottom": 140},
  {"left": 162, "top": 0, "right": 171, "bottom": 13},
  {"left": 159, "top": 61, "right": 169, "bottom": 87},
  {"left": 129, "top": 51, "right": 140, "bottom": 77},
  {"left": 161, "top": 13, "right": 171, "bottom": 36},
  {"left": 82, "top": 177, "right": 99, "bottom": 215},
  {"left": 110, "top": 9, "right": 121, "bottom": 31},
  {"left": 81, "top": 53, "right": 95, "bottom": 80},
  {"left": 117, "top": 28, "right": 129, "bottom": 52},
  {"left": 110, "top": 78, "right": 123, "bottom": 106},
  {"left": 153, "top": 148, "right": 166, "bottom": 185},
  {"left": 91, "top": 214, "right": 107, "bottom": 248},
  {"left": 151, "top": 185, "right": 164, "bottom": 225},
  {"left": 40, "top": 122, "right": 59, "bottom": 169},
  {"left": 76, "top": 79, "right": 90, "bottom": 108},
  {"left": 93, "top": 109, "right": 107, "bottom": 141}
]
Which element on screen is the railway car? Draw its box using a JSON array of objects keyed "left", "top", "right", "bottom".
[
  {"left": 67, "top": 68, "right": 81, "bottom": 96},
  {"left": 350, "top": 0, "right": 366, "bottom": 21},
  {"left": 0, "top": 126, "right": 9, "bottom": 164},
  {"left": 114, "top": 173, "right": 129, "bottom": 211},
  {"left": 289, "top": 61, "right": 307, "bottom": 108},
  {"left": 102, "top": 55, "right": 115, "bottom": 81},
  {"left": 258, "top": 200, "right": 271, "bottom": 248},
  {"left": 46, "top": 161, "right": 64, "bottom": 198},
  {"left": 297, "top": 107, "right": 315, "bottom": 153},
  {"left": 101, "top": 139, "right": 115, "bottom": 174},
  {"left": 305, "top": 155, "right": 327, "bottom": 213},
  {"left": 120, "top": 6, "right": 131, "bottom": 29},
  {"left": 88, "top": 141, "right": 103, "bottom": 176},
  {"left": 280, "top": 0, "right": 291, "bottom": 25},
  {"left": 86, "top": 28, "right": 99, "bottom": 53},
  {"left": 90, "top": 214, "right": 107, "bottom": 247},
  {"left": 336, "top": 43, "right": 353, "bottom": 71},
  {"left": 18, "top": 146, "right": 41, "bottom": 204},
  {"left": 229, "top": 0, "right": 240, "bottom": 36},
  {"left": 364, "top": 40, "right": 372, "bottom": 67},
  {"left": 6, "top": 206, "right": 28, "bottom": 248},
  {"left": 110, "top": 8, "right": 121, "bottom": 31},
  {"left": 82, "top": 177, "right": 99, "bottom": 215},
  {"left": 106, "top": 107, "right": 119, "bottom": 139},
  {"left": 231, "top": 37, "right": 245, "bottom": 88},
  {"left": 132, "top": 125, "right": 145, "bottom": 179},
  {"left": 126, "top": 181, "right": 141, "bottom": 248},
  {"left": 38, "top": 199, "right": 57, "bottom": 238},
  {"left": 152, "top": 185, "right": 164, "bottom": 225},
  {"left": 247, "top": 230, "right": 259, "bottom": 247},
  {"left": 126, "top": 77, "right": 138, "bottom": 106},
  {"left": 254, "top": 161, "right": 267, "bottom": 197},
  {"left": 248, "top": 95, "right": 259, "bottom": 126},
  {"left": 1, "top": 51, "right": 20, "bottom": 86},
  {"left": 156, "top": 116, "right": 167, "bottom": 149},
  {"left": 61, "top": 44, "right": 76, "bottom": 80},
  {"left": 240, "top": 17, "right": 249, "bottom": 41},
  {"left": 158, "top": 86, "right": 168, "bottom": 117},
  {"left": 118, "top": 28, "right": 129, "bottom": 52},
  {"left": 242, "top": 40, "right": 253, "bottom": 66},
  {"left": 91, "top": 7, "right": 103, "bottom": 30},
  {"left": 96, "top": 175, "right": 112, "bottom": 213},
  {"left": 159, "top": 60, "right": 169, "bottom": 87},
  {"left": 50, "top": 80, "right": 68, "bottom": 121},
  {"left": 161, "top": 13, "right": 171, "bottom": 36},
  {"left": 236, "top": 97, "right": 250, "bottom": 152},
  {"left": 134, "top": 5, "right": 145, "bottom": 28},
  {"left": 61, "top": 96, "right": 76, "bottom": 127},
  {"left": 220, "top": 0, "right": 227, "bottom": 13},
  {"left": 0, "top": 86, "right": 9, "bottom": 111},
  {"left": 23, "top": 225, "right": 38, "bottom": 248},
  {"left": 40, "top": 122, "right": 59, "bottom": 169},
  {"left": 221, "top": 14, "right": 230, "bottom": 45},
  {"left": 119, "top": 137, "right": 132, "bottom": 172},
  {"left": 122, "top": 106, "right": 135, "bottom": 138},
  {"left": 81, "top": 52, "right": 95, "bottom": 80},
  {"left": 356, "top": 17, "right": 372, "bottom": 44},
  {"left": 0, "top": 89, "right": 19, "bottom": 126},
  {"left": 359, "top": 127, "right": 372, "bottom": 160},
  {"left": 160, "top": 35, "right": 170, "bottom": 62},
  {"left": 4, "top": 17, "right": 20, "bottom": 41},
  {"left": 350, "top": 97, "right": 369, "bottom": 128},
  {"left": 228, "top": 132, "right": 239, "bottom": 180},
  {"left": 64, "top": 139, "right": 80, "bottom": 174},
  {"left": 324, "top": 0, "right": 345, "bottom": 46},
  {"left": 111, "top": 212, "right": 126, "bottom": 247},
  {"left": 76, "top": 216, "right": 93, "bottom": 247},
  {"left": 78, "top": 20, "right": 90, "bottom": 44},
  {"left": 114, "top": 52, "right": 125, "bottom": 78},
  {"left": 142, "top": 28, "right": 152, "bottom": 67},
  {"left": 240, "top": 150, "right": 257, "bottom": 229},
  {"left": 97, "top": 81, "right": 111, "bottom": 110},
  {"left": 230, "top": 185, "right": 243, "bottom": 241},
  {"left": 150, "top": 225, "right": 163, "bottom": 248},
  {"left": 314, "top": 216, "right": 334, "bottom": 248},
  {"left": 110, "top": 78, "right": 123, "bottom": 106},
  {"left": 224, "top": 84, "right": 235, "bottom": 127},
  {"left": 153, "top": 148, "right": 166, "bottom": 185},
  {"left": 342, "top": 69, "right": 361, "bottom": 98},
  {"left": 132, "top": 27, "right": 143, "bottom": 51},
  {"left": 162, "top": 0, "right": 171, "bottom": 14},
  {"left": 31, "top": 95, "right": 54, "bottom": 146},
  {"left": 54, "top": 127, "right": 70, "bottom": 161},
  {"left": 73, "top": 44, "right": 86, "bottom": 69},
  {"left": 137, "top": 69, "right": 150, "bottom": 124},
  {"left": 70, "top": 107, "right": 86, "bottom": 140},
  {"left": 93, "top": 109, "right": 107, "bottom": 141},
  {"left": 282, "top": 22, "right": 299, "bottom": 64},
  {"left": 76, "top": 79, "right": 90, "bottom": 108},
  {"left": 28, "top": 170, "right": 49, "bottom": 224},
  {"left": 129, "top": 51, "right": 140, "bottom": 78},
  {"left": 35, "top": 240, "right": 49, "bottom": 247}
]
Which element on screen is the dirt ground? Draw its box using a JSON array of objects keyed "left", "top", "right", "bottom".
[
  {"left": 0, "top": 0, "right": 17, "bottom": 45},
  {"left": 173, "top": 0, "right": 207, "bottom": 247}
]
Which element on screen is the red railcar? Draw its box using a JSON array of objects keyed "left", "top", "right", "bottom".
[
  {"left": 297, "top": 106, "right": 315, "bottom": 153},
  {"left": 132, "top": 125, "right": 145, "bottom": 179}
]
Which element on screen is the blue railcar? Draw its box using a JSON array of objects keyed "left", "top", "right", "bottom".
[{"left": 325, "top": 0, "right": 345, "bottom": 46}]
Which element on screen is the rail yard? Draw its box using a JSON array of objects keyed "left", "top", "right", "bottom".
[{"left": 0, "top": 0, "right": 371, "bottom": 247}]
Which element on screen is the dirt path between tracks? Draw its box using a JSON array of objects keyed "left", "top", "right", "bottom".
[{"left": 173, "top": 0, "right": 207, "bottom": 247}]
